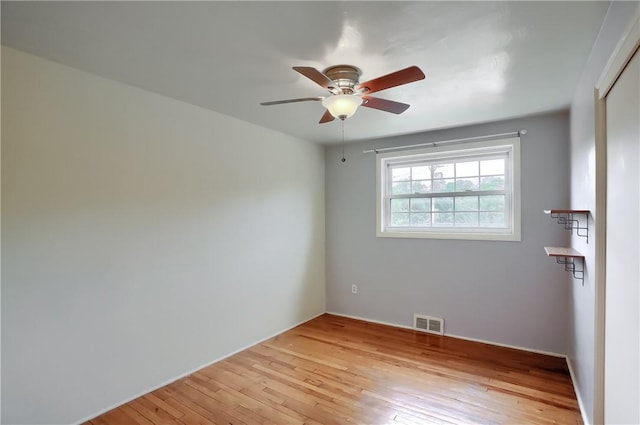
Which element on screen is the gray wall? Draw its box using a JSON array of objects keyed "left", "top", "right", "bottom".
[
  {"left": 1, "top": 47, "right": 326, "bottom": 425},
  {"left": 568, "top": 2, "right": 640, "bottom": 424},
  {"left": 326, "top": 111, "right": 571, "bottom": 354}
]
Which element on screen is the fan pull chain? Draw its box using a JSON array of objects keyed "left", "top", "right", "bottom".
[{"left": 341, "top": 119, "right": 346, "bottom": 163}]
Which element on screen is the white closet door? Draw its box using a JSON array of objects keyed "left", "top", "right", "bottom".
[{"left": 605, "top": 47, "right": 640, "bottom": 424}]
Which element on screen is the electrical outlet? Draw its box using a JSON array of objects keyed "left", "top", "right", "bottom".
[{"left": 351, "top": 284, "right": 358, "bottom": 294}]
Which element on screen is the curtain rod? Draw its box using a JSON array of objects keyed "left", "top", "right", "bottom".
[{"left": 362, "top": 130, "right": 527, "bottom": 154}]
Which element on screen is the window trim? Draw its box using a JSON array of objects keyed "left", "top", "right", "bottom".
[{"left": 376, "top": 137, "right": 521, "bottom": 241}]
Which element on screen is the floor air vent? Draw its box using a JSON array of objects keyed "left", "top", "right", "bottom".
[{"left": 413, "top": 314, "right": 444, "bottom": 335}]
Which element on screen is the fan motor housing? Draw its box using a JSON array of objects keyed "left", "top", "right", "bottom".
[{"left": 322, "top": 65, "right": 361, "bottom": 94}]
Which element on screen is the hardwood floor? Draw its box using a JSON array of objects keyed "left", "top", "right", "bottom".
[{"left": 85, "top": 314, "right": 582, "bottom": 424}]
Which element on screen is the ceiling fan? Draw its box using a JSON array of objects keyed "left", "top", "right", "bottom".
[{"left": 260, "top": 65, "right": 425, "bottom": 123}]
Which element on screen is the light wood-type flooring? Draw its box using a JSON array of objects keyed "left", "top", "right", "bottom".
[{"left": 85, "top": 314, "right": 582, "bottom": 424}]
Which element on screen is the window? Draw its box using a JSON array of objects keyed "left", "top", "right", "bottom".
[{"left": 376, "top": 137, "right": 521, "bottom": 241}]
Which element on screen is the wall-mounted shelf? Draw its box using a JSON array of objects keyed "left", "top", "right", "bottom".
[
  {"left": 544, "top": 209, "right": 590, "bottom": 243},
  {"left": 544, "top": 246, "right": 585, "bottom": 283}
]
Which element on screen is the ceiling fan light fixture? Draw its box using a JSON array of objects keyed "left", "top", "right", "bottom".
[
  {"left": 261, "top": 65, "right": 424, "bottom": 124},
  {"left": 322, "top": 94, "right": 362, "bottom": 120}
]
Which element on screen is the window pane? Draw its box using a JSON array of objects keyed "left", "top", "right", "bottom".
[
  {"left": 455, "top": 212, "right": 479, "bottom": 227},
  {"left": 433, "top": 163, "right": 454, "bottom": 179},
  {"left": 391, "top": 181, "right": 411, "bottom": 195},
  {"left": 455, "top": 196, "right": 479, "bottom": 211},
  {"left": 432, "top": 178, "right": 455, "bottom": 193},
  {"left": 479, "top": 195, "right": 505, "bottom": 211},
  {"left": 455, "top": 177, "right": 479, "bottom": 191},
  {"left": 412, "top": 180, "right": 431, "bottom": 193},
  {"left": 433, "top": 197, "right": 453, "bottom": 212},
  {"left": 392, "top": 167, "right": 410, "bottom": 182},
  {"left": 410, "top": 213, "right": 430, "bottom": 226},
  {"left": 481, "top": 159, "right": 504, "bottom": 176},
  {"left": 391, "top": 213, "right": 410, "bottom": 226},
  {"left": 456, "top": 161, "right": 478, "bottom": 177},
  {"left": 480, "top": 176, "right": 505, "bottom": 191},
  {"left": 433, "top": 212, "right": 454, "bottom": 226},
  {"left": 412, "top": 166, "right": 430, "bottom": 180},
  {"left": 410, "top": 198, "right": 430, "bottom": 212},
  {"left": 479, "top": 212, "right": 505, "bottom": 227},
  {"left": 391, "top": 198, "right": 409, "bottom": 212}
]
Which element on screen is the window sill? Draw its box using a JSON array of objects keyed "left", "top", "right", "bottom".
[{"left": 376, "top": 229, "right": 521, "bottom": 241}]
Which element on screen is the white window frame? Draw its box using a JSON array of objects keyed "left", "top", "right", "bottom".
[{"left": 376, "top": 137, "right": 521, "bottom": 241}]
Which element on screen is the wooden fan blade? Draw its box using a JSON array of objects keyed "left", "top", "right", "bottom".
[
  {"left": 293, "top": 66, "right": 334, "bottom": 89},
  {"left": 356, "top": 66, "right": 425, "bottom": 94},
  {"left": 362, "top": 96, "right": 410, "bottom": 114},
  {"left": 319, "top": 109, "right": 335, "bottom": 124},
  {"left": 260, "top": 97, "right": 323, "bottom": 106}
]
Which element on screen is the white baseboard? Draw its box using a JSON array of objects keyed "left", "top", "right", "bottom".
[
  {"left": 326, "top": 311, "right": 565, "bottom": 358},
  {"left": 327, "top": 311, "right": 417, "bottom": 331},
  {"left": 566, "top": 356, "right": 591, "bottom": 425},
  {"left": 74, "top": 311, "right": 325, "bottom": 425},
  {"left": 445, "top": 332, "right": 565, "bottom": 358}
]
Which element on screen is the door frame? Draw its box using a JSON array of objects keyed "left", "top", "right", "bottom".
[{"left": 594, "top": 12, "right": 640, "bottom": 425}]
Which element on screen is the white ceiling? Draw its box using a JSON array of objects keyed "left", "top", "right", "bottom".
[{"left": 1, "top": 1, "right": 610, "bottom": 144}]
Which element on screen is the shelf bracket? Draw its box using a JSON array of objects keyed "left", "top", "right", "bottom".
[
  {"left": 554, "top": 256, "right": 584, "bottom": 284},
  {"left": 544, "top": 210, "right": 590, "bottom": 243}
]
